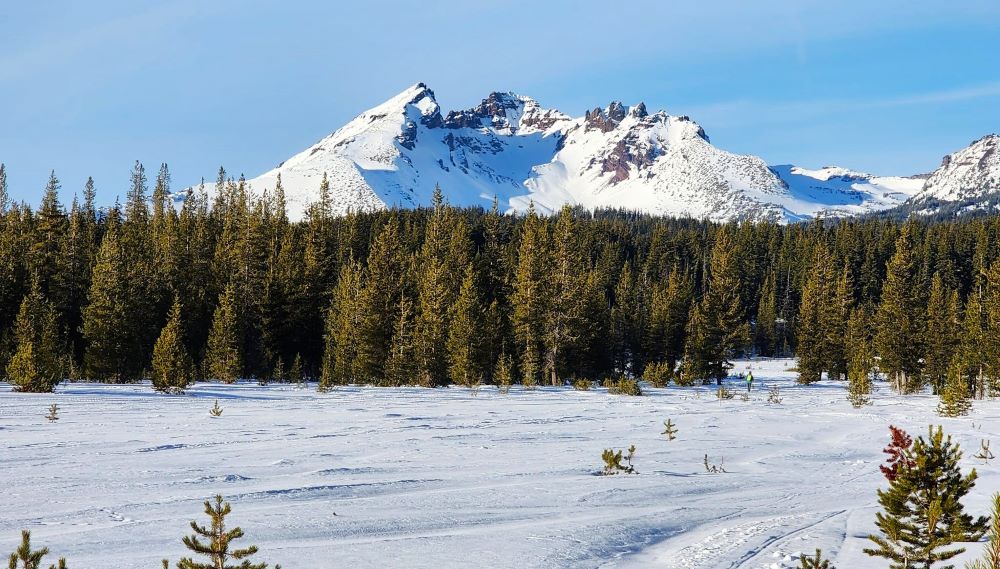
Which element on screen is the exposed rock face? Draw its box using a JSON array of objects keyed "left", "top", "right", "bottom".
[
  {"left": 198, "top": 83, "right": 938, "bottom": 222},
  {"left": 585, "top": 101, "right": 631, "bottom": 132},
  {"left": 915, "top": 135, "right": 1000, "bottom": 202},
  {"left": 600, "top": 133, "right": 660, "bottom": 183}
]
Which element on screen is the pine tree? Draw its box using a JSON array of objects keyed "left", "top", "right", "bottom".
[
  {"left": 925, "top": 273, "right": 960, "bottom": 394},
  {"left": 797, "top": 244, "right": 835, "bottom": 384},
  {"left": 32, "top": 171, "right": 69, "bottom": 316},
  {"left": 958, "top": 289, "right": 989, "bottom": 400},
  {"left": 353, "top": 216, "right": 406, "bottom": 384},
  {"left": 610, "top": 264, "right": 638, "bottom": 374},
  {"left": 703, "top": 231, "right": 750, "bottom": 370},
  {"left": 447, "top": 265, "right": 483, "bottom": 387},
  {"left": 177, "top": 495, "right": 279, "bottom": 569},
  {"left": 151, "top": 296, "right": 194, "bottom": 393},
  {"left": 512, "top": 204, "right": 550, "bottom": 387},
  {"left": 7, "top": 341, "right": 41, "bottom": 394},
  {"left": 984, "top": 259, "right": 1000, "bottom": 398},
  {"left": 384, "top": 294, "right": 417, "bottom": 386},
  {"left": 543, "top": 205, "right": 588, "bottom": 385},
  {"left": 965, "top": 493, "right": 1000, "bottom": 569},
  {"left": 938, "top": 358, "right": 972, "bottom": 418},
  {"left": 880, "top": 425, "right": 915, "bottom": 482},
  {"left": 754, "top": 270, "right": 778, "bottom": 357},
  {"left": 865, "top": 425, "right": 989, "bottom": 568},
  {"left": 320, "top": 262, "right": 362, "bottom": 388},
  {"left": 875, "top": 223, "right": 927, "bottom": 394},
  {"left": 289, "top": 353, "right": 303, "bottom": 385},
  {"left": 205, "top": 283, "right": 242, "bottom": 383},
  {"left": 825, "top": 265, "right": 853, "bottom": 380},
  {"left": 799, "top": 548, "right": 835, "bottom": 569},
  {"left": 7, "top": 530, "right": 67, "bottom": 569},
  {"left": 644, "top": 268, "right": 693, "bottom": 377},
  {"left": 678, "top": 300, "right": 716, "bottom": 385},
  {"left": 413, "top": 188, "right": 468, "bottom": 387},
  {"left": 7, "top": 281, "right": 61, "bottom": 392},
  {"left": 82, "top": 209, "right": 150, "bottom": 383},
  {"left": 846, "top": 306, "right": 874, "bottom": 407}
]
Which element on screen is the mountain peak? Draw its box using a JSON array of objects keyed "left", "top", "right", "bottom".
[
  {"left": 916, "top": 134, "right": 1000, "bottom": 203},
  {"left": 218, "top": 85, "right": 988, "bottom": 223}
]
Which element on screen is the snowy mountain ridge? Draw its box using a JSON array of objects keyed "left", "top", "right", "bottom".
[
  {"left": 912, "top": 134, "right": 1000, "bottom": 203},
  {"left": 190, "top": 84, "right": 994, "bottom": 222}
]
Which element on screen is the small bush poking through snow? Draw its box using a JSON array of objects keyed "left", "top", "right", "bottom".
[
  {"left": 661, "top": 418, "right": 678, "bottom": 441},
  {"left": 601, "top": 445, "right": 637, "bottom": 475},
  {"left": 45, "top": 403, "right": 59, "bottom": 422},
  {"left": 209, "top": 400, "right": 223, "bottom": 418},
  {"left": 643, "top": 362, "right": 671, "bottom": 388},
  {"left": 716, "top": 386, "right": 734, "bottom": 400},
  {"left": 604, "top": 377, "right": 642, "bottom": 396},
  {"left": 572, "top": 378, "right": 592, "bottom": 391}
]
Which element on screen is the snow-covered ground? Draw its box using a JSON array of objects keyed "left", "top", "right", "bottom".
[{"left": 3, "top": 359, "right": 998, "bottom": 568}]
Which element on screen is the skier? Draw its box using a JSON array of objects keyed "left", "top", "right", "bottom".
[{"left": 746, "top": 369, "right": 754, "bottom": 392}]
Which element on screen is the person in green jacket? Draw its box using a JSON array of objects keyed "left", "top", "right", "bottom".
[{"left": 746, "top": 369, "right": 754, "bottom": 392}]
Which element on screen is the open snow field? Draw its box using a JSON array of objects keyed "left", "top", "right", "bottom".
[{"left": 3, "top": 359, "right": 999, "bottom": 568}]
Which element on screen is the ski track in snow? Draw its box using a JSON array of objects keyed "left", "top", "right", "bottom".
[{"left": 3, "top": 359, "right": 1000, "bottom": 568}]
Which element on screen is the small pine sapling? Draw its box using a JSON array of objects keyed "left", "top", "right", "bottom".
[
  {"left": 290, "top": 353, "right": 303, "bottom": 388},
  {"left": 798, "top": 548, "right": 835, "bottom": 568},
  {"left": 767, "top": 385, "right": 783, "bottom": 404},
  {"left": 966, "top": 493, "right": 1000, "bottom": 569},
  {"left": 572, "top": 378, "right": 592, "bottom": 391},
  {"left": 601, "top": 448, "right": 623, "bottom": 475},
  {"left": 879, "top": 425, "right": 914, "bottom": 482},
  {"left": 601, "top": 445, "right": 637, "bottom": 475},
  {"left": 45, "top": 404, "right": 59, "bottom": 422},
  {"left": 974, "top": 439, "right": 995, "bottom": 464},
  {"left": 7, "top": 530, "right": 67, "bottom": 569},
  {"left": 494, "top": 352, "right": 513, "bottom": 394},
  {"left": 178, "top": 495, "right": 280, "bottom": 569},
  {"left": 662, "top": 419, "right": 678, "bottom": 441},
  {"left": 209, "top": 400, "right": 223, "bottom": 418},
  {"left": 623, "top": 444, "right": 636, "bottom": 473},
  {"left": 938, "top": 359, "right": 972, "bottom": 417}
]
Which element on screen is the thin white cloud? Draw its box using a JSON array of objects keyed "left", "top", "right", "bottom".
[{"left": 683, "top": 83, "right": 1000, "bottom": 128}]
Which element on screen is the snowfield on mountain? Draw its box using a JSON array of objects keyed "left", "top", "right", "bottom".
[
  {"left": 4, "top": 359, "right": 998, "bottom": 568},
  {"left": 187, "top": 83, "right": 965, "bottom": 223}
]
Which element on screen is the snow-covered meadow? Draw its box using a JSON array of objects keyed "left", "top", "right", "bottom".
[{"left": 3, "top": 359, "right": 998, "bottom": 568}]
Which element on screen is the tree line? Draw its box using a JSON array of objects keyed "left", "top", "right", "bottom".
[{"left": 2, "top": 162, "right": 1000, "bottom": 403}]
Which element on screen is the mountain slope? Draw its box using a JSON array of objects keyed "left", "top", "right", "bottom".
[
  {"left": 214, "top": 83, "right": 961, "bottom": 222},
  {"left": 912, "top": 134, "right": 1000, "bottom": 203}
]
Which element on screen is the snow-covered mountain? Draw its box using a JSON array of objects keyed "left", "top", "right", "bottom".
[
  {"left": 768, "top": 165, "right": 924, "bottom": 221},
  {"left": 206, "top": 83, "right": 970, "bottom": 222},
  {"left": 912, "top": 134, "right": 1000, "bottom": 203}
]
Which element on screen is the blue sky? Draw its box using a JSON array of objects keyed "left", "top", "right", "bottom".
[{"left": 2, "top": 0, "right": 999, "bottom": 205}]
